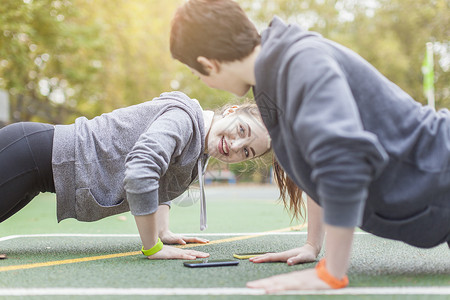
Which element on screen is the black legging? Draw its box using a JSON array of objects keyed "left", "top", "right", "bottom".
[{"left": 0, "top": 122, "right": 55, "bottom": 222}]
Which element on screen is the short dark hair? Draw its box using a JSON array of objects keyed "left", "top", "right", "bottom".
[{"left": 170, "top": 0, "right": 261, "bottom": 75}]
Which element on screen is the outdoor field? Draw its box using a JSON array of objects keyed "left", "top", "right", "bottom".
[{"left": 0, "top": 185, "right": 449, "bottom": 300}]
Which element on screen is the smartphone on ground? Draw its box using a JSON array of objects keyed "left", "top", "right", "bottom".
[{"left": 183, "top": 259, "right": 239, "bottom": 268}]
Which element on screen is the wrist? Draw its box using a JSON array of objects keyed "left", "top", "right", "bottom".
[
  {"left": 158, "top": 229, "right": 170, "bottom": 237},
  {"left": 305, "top": 241, "right": 321, "bottom": 257},
  {"left": 315, "top": 259, "right": 349, "bottom": 289},
  {"left": 141, "top": 238, "right": 163, "bottom": 256}
]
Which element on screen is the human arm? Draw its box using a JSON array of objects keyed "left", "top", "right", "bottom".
[
  {"left": 247, "top": 224, "right": 353, "bottom": 292},
  {"left": 249, "top": 194, "right": 324, "bottom": 264},
  {"left": 324, "top": 224, "right": 354, "bottom": 280},
  {"left": 248, "top": 44, "right": 389, "bottom": 291},
  {"left": 303, "top": 195, "right": 325, "bottom": 259},
  {"left": 124, "top": 108, "right": 208, "bottom": 259},
  {"left": 134, "top": 212, "right": 209, "bottom": 260},
  {"left": 156, "top": 204, "right": 209, "bottom": 245},
  {"left": 289, "top": 46, "right": 387, "bottom": 228},
  {"left": 247, "top": 205, "right": 352, "bottom": 292},
  {"left": 134, "top": 213, "right": 159, "bottom": 253}
]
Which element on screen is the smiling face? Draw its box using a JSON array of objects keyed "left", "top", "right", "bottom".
[{"left": 206, "top": 110, "right": 270, "bottom": 163}]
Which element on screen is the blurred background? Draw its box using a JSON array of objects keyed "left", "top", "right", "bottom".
[{"left": 0, "top": 0, "right": 449, "bottom": 183}]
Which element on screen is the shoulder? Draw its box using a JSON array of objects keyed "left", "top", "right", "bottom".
[
  {"left": 281, "top": 40, "right": 342, "bottom": 81},
  {"left": 289, "top": 38, "right": 334, "bottom": 63},
  {"left": 162, "top": 107, "right": 194, "bottom": 124}
]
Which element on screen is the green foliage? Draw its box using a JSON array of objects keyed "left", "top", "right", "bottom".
[
  {"left": 240, "top": 0, "right": 449, "bottom": 109},
  {"left": 209, "top": 151, "right": 273, "bottom": 184},
  {"left": 1, "top": 0, "right": 447, "bottom": 124},
  {"left": 0, "top": 0, "right": 107, "bottom": 123}
]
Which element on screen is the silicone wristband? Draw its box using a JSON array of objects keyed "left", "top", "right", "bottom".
[
  {"left": 315, "top": 259, "right": 349, "bottom": 289},
  {"left": 141, "top": 238, "right": 163, "bottom": 256}
]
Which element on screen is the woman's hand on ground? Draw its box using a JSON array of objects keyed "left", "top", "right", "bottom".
[
  {"left": 246, "top": 268, "right": 330, "bottom": 293},
  {"left": 146, "top": 245, "right": 209, "bottom": 260},
  {"left": 159, "top": 230, "right": 209, "bottom": 245},
  {"left": 249, "top": 243, "right": 318, "bottom": 265}
]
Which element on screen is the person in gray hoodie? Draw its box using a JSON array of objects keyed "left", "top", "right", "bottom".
[
  {"left": 170, "top": 0, "right": 450, "bottom": 292},
  {"left": 0, "top": 91, "right": 271, "bottom": 260}
]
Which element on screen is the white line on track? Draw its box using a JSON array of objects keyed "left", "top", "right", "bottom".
[
  {"left": 0, "top": 287, "right": 448, "bottom": 296},
  {"left": 0, "top": 232, "right": 368, "bottom": 242}
]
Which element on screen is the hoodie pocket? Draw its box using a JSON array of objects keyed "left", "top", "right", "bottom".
[
  {"left": 75, "top": 188, "right": 129, "bottom": 222},
  {"left": 361, "top": 206, "right": 450, "bottom": 248}
]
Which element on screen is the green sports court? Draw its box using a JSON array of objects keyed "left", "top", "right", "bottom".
[{"left": 1, "top": 185, "right": 449, "bottom": 299}]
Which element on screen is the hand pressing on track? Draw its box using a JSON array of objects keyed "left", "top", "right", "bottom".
[
  {"left": 246, "top": 268, "right": 330, "bottom": 293},
  {"left": 156, "top": 205, "right": 209, "bottom": 245},
  {"left": 249, "top": 243, "right": 319, "bottom": 266},
  {"left": 146, "top": 245, "right": 209, "bottom": 260},
  {"left": 159, "top": 229, "right": 209, "bottom": 245},
  {"left": 136, "top": 213, "right": 210, "bottom": 260}
]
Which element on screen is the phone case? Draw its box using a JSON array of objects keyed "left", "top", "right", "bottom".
[
  {"left": 233, "top": 252, "right": 267, "bottom": 259},
  {"left": 183, "top": 259, "right": 239, "bottom": 268}
]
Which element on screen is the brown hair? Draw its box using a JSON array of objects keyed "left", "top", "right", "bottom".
[
  {"left": 218, "top": 103, "right": 263, "bottom": 124},
  {"left": 170, "top": 0, "right": 261, "bottom": 75},
  {"left": 272, "top": 156, "right": 306, "bottom": 222}
]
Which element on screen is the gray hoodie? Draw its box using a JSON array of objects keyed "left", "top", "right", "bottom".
[
  {"left": 52, "top": 91, "right": 208, "bottom": 222},
  {"left": 254, "top": 16, "right": 450, "bottom": 248}
]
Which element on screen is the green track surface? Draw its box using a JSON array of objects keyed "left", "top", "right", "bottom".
[{"left": 1, "top": 185, "right": 449, "bottom": 300}]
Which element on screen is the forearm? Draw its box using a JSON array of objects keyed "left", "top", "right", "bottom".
[
  {"left": 324, "top": 224, "right": 354, "bottom": 279},
  {"left": 134, "top": 213, "right": 159, "bottom": 250},
  {"left": 306, "top": 195, "right": 325, "bottom": 255},
  {"left": 155, "top": 204, "right": 170, "bottom": 235}
]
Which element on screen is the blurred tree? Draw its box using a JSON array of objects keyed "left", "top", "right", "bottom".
[
  {"left": 1, "top": 0, "right": 448, "bottom": 121},
  {"left": 0, "top": 0, "right": 100, "bottom": 122},
  {"left": 240, "top": 0, "right": 449, "bottom": 109},
  {"left": 340, "top": 0, "right": 450, "bottom": 109},
  {"left": 0, "top": 0, "right": 233, "bottom": 124},
  {"left": 76, "top": 0, "right": 243, "bottom": 117},
  {"left": 228, "top": 152, "right": 273, "bottom": 183},
  {"left": 0, "top": 0, "right": 107, "bottom": 123}
]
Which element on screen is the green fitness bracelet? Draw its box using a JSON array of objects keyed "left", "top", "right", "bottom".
[{"left": 141, "top": 238, "right": 163, "bottom": 256}]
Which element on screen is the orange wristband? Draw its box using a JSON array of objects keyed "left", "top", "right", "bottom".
[{"left": 315, "top": 259, "right": 349, "bottom": 289}]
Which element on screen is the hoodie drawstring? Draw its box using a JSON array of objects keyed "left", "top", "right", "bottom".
[{"left": 198, "top": 155, "right": 209, "bottom": 231}]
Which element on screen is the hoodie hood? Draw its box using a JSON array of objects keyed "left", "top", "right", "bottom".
[
  {"left": 256, "top": 16, "right": 320, "bottom": 81},
  {"left": 253, "top": 16, "right": 320, "bottom": 129}
]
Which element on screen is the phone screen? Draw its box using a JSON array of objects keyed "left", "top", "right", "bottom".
[{"left": 183, "top": 259, "right": 239, "bottom": 268}]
